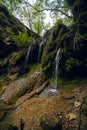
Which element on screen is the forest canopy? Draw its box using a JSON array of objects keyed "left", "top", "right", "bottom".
[{"left": 0, "top": 0, "right": 77, "bottom": 34}]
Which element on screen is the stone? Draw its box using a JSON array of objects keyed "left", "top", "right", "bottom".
[
  {"left": 48, "top": 89, "right": 58, "bottom": 97},
  {"left": 74, "top": 101, "right": 81, "bottom": 108},
  {"left": 66, "top": 113, "right": 77, "bottom": 121}
]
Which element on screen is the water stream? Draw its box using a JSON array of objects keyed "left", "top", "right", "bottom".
[
  {"left": 24, "top": 46, "right": 31, "bottom": 70},
  {"left": 49, "top": 48, "right": 61, "bottom": 95},
  {"left": 54, "top": 48, "right": 61, "bottom": 89},
  {"left": 46, "top": 48, "right": 61, "bottom": 96},
  {"left": 38, "top": 38, "right": 46, "bottom": 62}
]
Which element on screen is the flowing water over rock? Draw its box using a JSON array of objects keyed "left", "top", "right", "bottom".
[
  {"left": 48, "top": 48, "right": 61, "bottom": 96},
  {"left": 23, "top": 45, "right": 32, "bottom": 73},
  {"left": 40, "top": 48, "right": 61, "bottom": 97},
  {"left": 24, "top": 46, "right": 31, "bottom": 68},
  {"left": 38, "top": 38, "right": 46, "bottom": 62},
  {"left": 54, "top": 48, "right": 61, "bottom": 89}
]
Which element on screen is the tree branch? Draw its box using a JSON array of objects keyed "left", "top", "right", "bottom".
[
  {"left": 24, "top": 1, "right": 73, "bottom": 18},
  {"left": 35, "top": 8, "right": 73, "bottom": 18}
]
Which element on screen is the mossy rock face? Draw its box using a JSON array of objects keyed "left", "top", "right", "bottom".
[
  {"left": 41, "top": 17, "right": 87, "bottom": 79},
  {"left": 41, "top": 24, "right": 68, "bottom": 79},
  {"left": 0, "top": 4, "right": 40, "bottom": 76},
  {"left": 9, "top": 49, "right": 26, "bottom": 67},
  {"left": 40, "top": 115, "right": 62, "bottom": 130},
  {"left": 0, "top": 4, "right": 39, "bottom": 50}
]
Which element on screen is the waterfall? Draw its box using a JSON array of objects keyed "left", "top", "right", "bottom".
[
  {"left": 48, "top": 48, "right": 61, "bottom": 96},
  {"left": 38, "top": 41, "right": 44, "bottom": 62},
  {"left": 24, "top": 46, "right": 31, "bottom": 69},
  {"left": 38, "top": 38, "right": 46, "bottom": 62},
  {"left": 54, "top": 48, "right": 61, "bottom": 89}
]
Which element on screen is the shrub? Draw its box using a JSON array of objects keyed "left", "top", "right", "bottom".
[
  {"left": 65, "top": 58, "right": 81, "bottom": 72},
  {"left": 8, "top": 28, "right": 35, "bottom": 46}
]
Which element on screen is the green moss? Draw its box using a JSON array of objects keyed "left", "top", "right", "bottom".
[
  {"left": 65, "top": 58, "right": 81, "bottom": 72},
  {"left": 0, "top": 59, "right": 7, "bottom": 66},
  {"left": 8, "top": 89, "right": 24, "bottom": 105},
  {"left": 83, "top": 118, "right": 87, "bottom": 126},
  {"left": 83, "top": 97, "right": 87, "bottom": 105},
  {"left": 9, "top": 50, "right": 26, "bottom": 66},
  {"left": 28, "top": 64, "right": 41, "bottom": 75},
  {"left": 0, "top": 87, "right": 5, "bottom": 95},
  {"left": 49, "top": 77, "right": 87, "bottom": 92},
  {"left": 41, "top": 30, "right": 59, "bottom": 78},
  {"left": 40, "top": 117, "right": 62, "bottom": 130},
  {"left": 41, "top": 24, "right": 68, "bottom": 79}
]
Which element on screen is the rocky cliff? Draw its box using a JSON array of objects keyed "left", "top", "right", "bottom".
[{"left": 0, "top": 4, "right": 40, "bottom": 77}]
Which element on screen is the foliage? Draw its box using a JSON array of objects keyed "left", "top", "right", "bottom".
[
  {"left": 37, "top": 0, "right": 72, "bottom": 19},
  {"left": 55, "top": 19, "right": 63, "bottom": 26},
  {"left": 17, "top": 0, "right": 50, "bottom": 35},
  {"left": 0, "top": 0, "right": 22, "bottom": 13},
  {"left": 32, "top": 0, "right": 46, "bottom": 35},
  {"left": 83, "top": 96, "right": 87, "bottom": 105},
  {"left": 65, "top": 58, "right": 81, "bottom": 72},
  {"left": 0, "top": 0, "right": 73, "bottom": 34},
  {"left": 8, "top": 29, "right": 35, "bottom": 46},
  {"left": 63, "top": 17, "right": 73, "bottom": 26}
]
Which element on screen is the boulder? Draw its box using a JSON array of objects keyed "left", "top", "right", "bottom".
[{"left": 66, "top": 113, "right": 77, "bottom": 121}]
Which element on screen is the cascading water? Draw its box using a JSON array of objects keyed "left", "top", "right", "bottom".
[
  {"left": 38, "top": 38, "right": 46, "bottom": 62},
  {"left": 50, "top": 48, "right": 61, "bottom": 94},
  {"left": 40, "top": 48, "right": 61, "bottom": 97},
  {"left": 54, "top": 48, "right": 61, "bottom": 89},
  {"left": 24, "top": 46, "right": 31, "bottom": 70}
]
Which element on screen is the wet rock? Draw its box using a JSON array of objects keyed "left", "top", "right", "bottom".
[
  {"left": 40, "top": 115, "right": 62, "bottom": 130},
  {"left": 66, "top": 113, "right": 77, "bottom": 121},
  {"left": 48, "top": 89, "right": 58, "bottom": 97}
]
